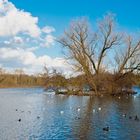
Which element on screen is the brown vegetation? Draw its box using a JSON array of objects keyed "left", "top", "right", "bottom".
[{"left": 0, "top": 68, "right": 45, "bottom": 88}]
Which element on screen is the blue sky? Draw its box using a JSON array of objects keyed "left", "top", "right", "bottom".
[
  {"left": 10, "top": 0, "right": 140, "bottom": 30},
  {"left": 0, "top": 0, "right": 140, "bottom": 74}
]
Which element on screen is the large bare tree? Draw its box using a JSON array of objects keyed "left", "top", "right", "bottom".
[{"left": 58, "top": 14, "right": 122, "bottom": 94}]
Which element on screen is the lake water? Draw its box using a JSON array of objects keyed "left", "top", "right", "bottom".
[{"left": 0, "top": 87, "right": 140, "bottom": 140}]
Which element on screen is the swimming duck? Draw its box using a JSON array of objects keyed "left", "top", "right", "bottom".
[
  {"left": 18, "top": 119, "right": 21, "bottom": 122},
  {"left": 75, "top": 117, "right": 81, "bottom": 120},
  {"left": 103, "top": 127, "right": 109, "bottom": 131},
  {"left": 134, "top": 115, "right": 139, "bottom": 121}
]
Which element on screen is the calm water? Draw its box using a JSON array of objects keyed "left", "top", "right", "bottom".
[{"left": 0, "top": 87, "right": 140, "bottom": 140}]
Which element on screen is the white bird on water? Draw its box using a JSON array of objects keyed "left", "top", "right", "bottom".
[
  {"left": 77, "top": 108, "right": 80, "bottom": 112},
  {"left": 98, "top": 107, "right": 102, "bottom": 111},
  {"left": 60, "top": 111, "right": 64, "bottom": 114},
  {"left": 133, "top": 96, "right": 136, "bottom": 99}
]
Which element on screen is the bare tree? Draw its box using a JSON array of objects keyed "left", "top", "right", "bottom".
[
  {"left": 58, "top": 14, "right": 121, "bottom": 94},
  {"left": 0, "top": 68, "right": 6, "bottom": 75},
  {"left": 112, "top": 36, "right": 140, "bottom": 93},
  {"left": 14, "top": 69, "right": 24, "bottom": 75},
  {"left": 43, "top": 66, "right": 68, "bottom": 91},
  {"left": 116, "top": 36, "right": 140, "bottom": 74}
]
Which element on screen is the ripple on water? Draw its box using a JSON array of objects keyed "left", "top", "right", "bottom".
[{"left": 0, "top": 87, "right": 140, "bottom": 139}]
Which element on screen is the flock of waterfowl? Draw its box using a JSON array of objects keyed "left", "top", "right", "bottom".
[
  {"left": 14, "top": 92, "right": 140, "bottom": 134},
  {"left": 16, "top": 109, "right": 40, "bottom": 122},
  {"left": 15, "top": 104, "right": 139, "bottom": 132},
  {"left": 123, "top": 114, "right": 139, "bottom": 121}
]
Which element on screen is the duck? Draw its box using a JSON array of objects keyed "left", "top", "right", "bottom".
[
  {"left": 134, "top": 115, "right": 139, "bottom": 121},
  {"left": 75, "top": 117, "right": 81, "bottom": 120},
  {"left": 103, "top": 126, "right": 109, "bottom": 131},
  {"left": 18, "top": 119, "right": 21, "bottom": 122},
  {"left": 129, "top": 116, "right": 132, "bottom": 119},
  {"left": 122, "top": 114, "right": 126, "bottom": 117},
  {"left": 37, "top": 116, "right": 40, "bottom": 119}
]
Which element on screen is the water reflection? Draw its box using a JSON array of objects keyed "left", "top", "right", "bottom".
[{"left": 0, "top": 88, "right": 140, "bottom": 139}]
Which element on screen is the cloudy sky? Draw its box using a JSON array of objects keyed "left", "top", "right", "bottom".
[{"left": 0, "top": 0, "right": 140, "bottom": 75}]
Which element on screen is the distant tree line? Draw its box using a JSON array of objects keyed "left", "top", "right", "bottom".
[{"left": 0, "top": 68, "right": 45, "bottom": 88}]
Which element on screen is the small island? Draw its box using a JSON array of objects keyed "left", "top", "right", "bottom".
[{"left": 43, "top": 14, "right": 140, "bottom": 97}]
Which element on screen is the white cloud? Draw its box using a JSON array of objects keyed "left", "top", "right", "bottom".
[
  {"left": 0, "top": 47, "right": 20, "bottom": 59},
  {"left": 42, "top": 26, "right": 55, "bottom": 34},
  {"left": 13, "top": 36, "right": 23, "bottom": 44},
  {"left": 45, "top": 35, "right": 55, "bottom": 47},
  {"left": 0, "top": 0, "right": 41, "bottom": 37},
  {"left": 0, "top": 47, "right": 72, "bottom": 75},
  {"left": 2, "top": 36, "right": 23, "bottom": 46},
  {"left": 26, "top": 47, "right": 39, "bottom": 52},
  {"left": 0, "top": 0, "right": 56, "bottom": 47},
  {"left": 0, "top": 1, "right": 68, "bottom": 75}
]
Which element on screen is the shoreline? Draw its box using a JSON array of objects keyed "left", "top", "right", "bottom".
[
  {"left": 55, "top": 90, "right": 138, "bottom": 97},
  {"left": 0, "top": 86, "right": 138, "bottom": 97}
]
